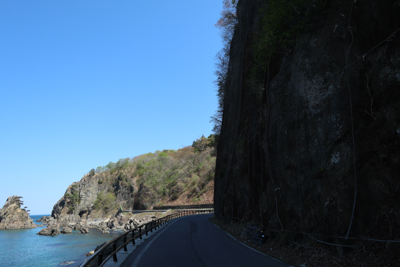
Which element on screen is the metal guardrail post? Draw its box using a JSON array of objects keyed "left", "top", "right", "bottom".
[
  {"left": 132, "top": 231, "right": 136, "bottom": 245},
  {"left": 112, "top": 243, "right": 118, "bottom": 262},
  {"left": 145, "top": 224, "right": 148, "bottom": 236},
  {"left": 123, "top": 235, "right": 127, "bottom": 251},
  {"left": 139, "top": 226, "right": 142, "bottom": 239},
  {"left": 98, "top": 252, "right": 103, "bottom": 266}
]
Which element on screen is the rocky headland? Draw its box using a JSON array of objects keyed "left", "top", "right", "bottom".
[
  {"left": 37, "top": 211, "right": 162, "bottom": 236},
  {"left": 35, "top": 146, "right": 214, "bottom": 236},
  {"left": 0, "top": 196, "right": 37, "bottom": 230}
]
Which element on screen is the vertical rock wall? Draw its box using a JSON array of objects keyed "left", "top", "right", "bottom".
[{"left": 215, "top": 0, "right": 400, "bottom": 241}]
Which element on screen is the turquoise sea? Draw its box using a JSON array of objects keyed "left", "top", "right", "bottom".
[{"left": 0, "top": 215, "right": 121, "bottom": 267}]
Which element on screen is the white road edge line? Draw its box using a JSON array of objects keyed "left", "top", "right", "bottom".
[
  {"left": 131, "top": 217, "right": 181, "bottom": 267},
  {"left": 212, "top": 224, "right": 293, "bottom": 266}
]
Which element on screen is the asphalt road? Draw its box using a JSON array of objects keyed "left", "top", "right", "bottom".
[{"left": 120, "top": 213, "right": 290, "bottom": 267}]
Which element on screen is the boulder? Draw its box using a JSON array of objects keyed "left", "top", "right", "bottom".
[
  {"left": 116, "top": 214, "right": 129, "bottom": 226},
  {"left": 86, "top": 250, "right": 95, "bottom": 257},
  {"left": 106, "top": 218, "right": 118, "bottom": 229},
  {"left": 61, "top": 227, "right": 72, "bottom": 234},
  {"left": 79, "top": 227, "right": 89, "bottom": 234},
  {"left": 38, "top": 225, "right": 61, "bottom": 236},
  {"left": 124, "top": 218, "right": 138, "bottom": 230}
]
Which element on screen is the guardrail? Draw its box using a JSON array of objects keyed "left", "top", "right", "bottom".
[
  {"left": 153, "top": 204, "right": 214, "bottom": 210},
  {"left": 79, "top": 208, "right": 214, "bottom": 267}
]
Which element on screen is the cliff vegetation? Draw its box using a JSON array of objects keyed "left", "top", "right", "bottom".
[{"left": 52, "top": 135, "right": 216, "bottom": 220}]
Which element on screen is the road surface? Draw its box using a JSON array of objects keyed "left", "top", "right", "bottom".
[{"left": 120, "top": 213, "right": 290, "bottom": 267}]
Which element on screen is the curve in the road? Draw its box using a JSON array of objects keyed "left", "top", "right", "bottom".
[{"left": 121, "top": 213, "right": 291, "bottom": 267}]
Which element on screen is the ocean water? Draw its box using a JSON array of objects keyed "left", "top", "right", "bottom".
[{"left": 0, "top": 215, "right": 121, "bottom": 267}]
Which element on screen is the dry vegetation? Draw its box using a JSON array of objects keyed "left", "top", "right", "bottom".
[
  {"left": 81, "top": 135, "right": 216, "bottom": 215},
  {"left": 210, "top": 216, "right": 400, "bottom": 267},
  {"left": 134, "top": 144, "right": 216, "bottom": 208}
]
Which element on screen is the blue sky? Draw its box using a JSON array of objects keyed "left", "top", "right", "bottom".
[{"left": 0, "top": 0, "right": 223, "bottom": 215}]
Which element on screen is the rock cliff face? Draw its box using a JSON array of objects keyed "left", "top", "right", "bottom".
[
  {"left": 51, "top": 147, "right": 215, "bottom": 224},
  {"left": 51, "top": 171, "right": 135, "bottom": 222},
  {"left": 215, "top": 0, "right": 400, "bottom": 242},
  {"left": 0, "top": 196, "right": 37, "bottom": 229}
]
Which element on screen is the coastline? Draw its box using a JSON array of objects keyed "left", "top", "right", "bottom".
[{"left": 0, "top": 215, "right": 121, "bottom": 267}]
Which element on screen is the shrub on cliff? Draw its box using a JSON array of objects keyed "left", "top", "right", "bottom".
[
  {"left": 134, "top": 146, "right": 215, "bottom": 207},
  {"left": 93, "top": 192, "right": 118, "bottom": 214},
  {"left": 192, "top": 135, "right": 216, "bottom": 152},
  {"left": 65, "top": 185, "right": 80, "bottom": 214}
]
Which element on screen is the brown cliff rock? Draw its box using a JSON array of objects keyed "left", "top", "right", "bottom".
[{"left": 0, "top": 196, "right": 37, "bottom": 230}]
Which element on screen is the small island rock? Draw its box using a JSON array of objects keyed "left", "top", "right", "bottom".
[
  {"left": 37, "top": 225, "right": 61, "bottom": 236},
  {"left": 0, "top": 196, "right": 37, "bottom": 230}
]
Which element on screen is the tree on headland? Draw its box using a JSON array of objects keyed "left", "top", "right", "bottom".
[{"left": 192, "top": 135, "right": 216, "bottom": 152}]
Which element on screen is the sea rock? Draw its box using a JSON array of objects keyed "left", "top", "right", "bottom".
[
  {"left": 79, "top": 227, "right": 89, "bottom": 234},
  {"left": 37, "top": 216, "right": 56, "bottom": 226},
  {"left": 0, "top": 196, "right": 37, "bottom": 230},
  {"left": 106, "top": 217, "right": 118, "bottom": 229},
  {"left": 86, "top": 250, "right": 95, "bottom": 257},
  {"left": 72, "top": 224, "right": 81, "bottom": 231},
  {"left": 38, "top": 225, "right": 61, "bottom": 236},
  {"left": 61, "top": 227, "right": 72, "bottom": 234},
  {"left": 72, "top": 220, "right": 89, "bottom": 231},
  {"left": 36, "top": 216, "right": 50, "bottom": 223},
  {"left": 102, "top": 230, "right": 109, "bottom": 234},
  {"left": 60, "top": 261, "right": 75, "bottom": 266}
]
